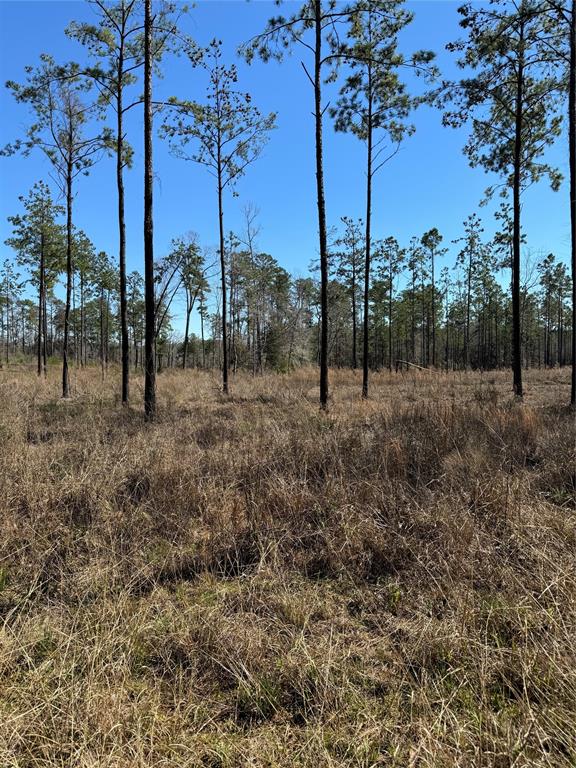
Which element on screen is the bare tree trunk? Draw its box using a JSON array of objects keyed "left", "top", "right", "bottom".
[
  {"left": 351, "top": 255, "right": 357, "bottom": 369},
  {"left": 105, "top": 290, "right": 110, "bottom": 370},
  {"left": 118, "top": 36, "right": 129, "bottom": 405},
  {"left": 183, "top": 299, "right": 191, "bottom": 370},
  {"left": 257, "top": 314, "right": 262, "bottom": 373},
  {"left": 100, "top": 287, "right": 105, "bottom": 381},
  {"left": 464, "top": 253, "right": 472, "bottom": 368},
  {"left": 200, "top": 296, "right": 206, "bottom": 368},
  {"left": 558, "top": 290, "right": 563, "bottom": 366},
  {"left": 37, "top": 232, "right": 45, "bottom": 377},
  {"left": 421, "top": 273, "right": 426, "bottom": 366},
  {"left": 80, "top": 273, "right": 85, "bottom": 367},
  {"left": 4, "top": 283, "right": 8, "bottom": 366},
  {"left": 445, "top": 295, "right": 450, "bottom": 370},
  {"left": 388, "top": 263, "right": 393, "bottom": 373},
  {"left": 144, "top": 0, "right": 156, "bottom": 420},
  {"left": 49, "top": 300, "right": 54, "bottom": 357},
  {"left": 62, "top": 161, "right": 73, "bottom": 398},
  {"left": 20, "top": 301, "right": 25, "bottom": 354},
  {"left": 431, "top": 249, "right": 436, "bottom": 367},
  {"left": 218, "top": 175, "right": 229, "bottom": 394},
  {"left": 512, "top": 19, "right": 524, "bottom": 398},
  {"left": 362, "top": 62, "right": 373, "bottom": 398},
  {"left": 229, "top": 263, "right": 237, "bottom": 375},
  {"left": 42, "top": 285, "right": 48, "bottom": 375},
  {"left": 411, "top": 270, "right": 416, "bottom": 362},
  {"left": 315, "top": 0, "right": 329, "bottom": 409},
  {"left": 570, "top": 0, "right": 576, "bottom": 405},
  {"left": 495, "top": 301, "right": 499, "bottom": 367}
]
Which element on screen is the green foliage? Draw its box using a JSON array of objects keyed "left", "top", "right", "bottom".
[
  {"left": 162, "top": 40, "right": 276, "bottom": 193},
  {"left": 445, "top": 0, "right": 564, "bottom": 200},
  {"left": 6, "top": 181, "right": 65, "bottom": 291},
  {"left": 3, "top": 54, "right": 112, "bottom": 188},
  {"left": 330, "top": 0, "right": 436, "bottom": 158},
  {"left": 66, "top": 1, "right": 197, "bottom": 168}
]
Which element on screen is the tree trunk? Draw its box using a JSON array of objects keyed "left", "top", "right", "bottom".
[
  {"left": 315, "top": 0, "right": 329, "bottom": 409},
  {"left": 431, "top": 249, "right": 436, "bottom": 367},
  {"left": 80, "top": 273, "right": 85, "bottom": 367},
  {"left": 362, "top": 63, "right": 373, "bottom": 398},
  {"left": 421, "top": 273, "right": 426, "bottom": 366},
  {"left": 144, "top": 0, "right": 156, "bottom": 420},
  {"left": 100, "top": 287, "right": 105, "bottom": 381},
  {"left": 512, "top": 20, "right": 524, "bottom": 398},
  {"left": 183, "top": 299, "right": 191, "bottom": 370},
  {"left": 20, "top": 303, "right": 24, "bottom": 355},
  {"left": 62, "top": 162, "right": 73, "bottom": 398},
  {"left": 200, "top": 296, "right": 206, "bottom": 368},
  {"left": 570, "top": 0, "right": 576, "bottom": 405},
  {"left": 257, "top": 314, "right": 262, "bottom": 373},
  {"left": 229, "top": 263, "right": 236, "bottom": 375},
  {"left": 444, "top": 294, "right": 450, "bottom": 370},
  {"left": 2, "top": 283, "right": 6, "bottom": 367},
  {"left": 411, "top": 270, "right": 416, "bottom": 362},
  {"left": 495, "top": 301, "right": 499, "bottom": 367},
  {"left": 464, "top": 253, "right": 472, "bottom": 368},
  {"left": 37, "top": 231, "right": 45, "bottom": 377},
  {"left": 4, "top": 283, "right": 8, "bottom": 366},
  {"left": 218, "top": 175, "right": 229, "bottom": 394},
  {"left": 556, "top": 293, "right": 562, "bottom": 368},
  {"left": 49, "top": 300, "right": 54, "bottom": 357},
  {"left": 42, "top": 284, "right": 48, "bottom": 374},
  {"left": 351, "top": 256, "right": 357, "bottom": 369},
  {"left": 105, "top": 290, "right": 110, "bottom": 369},
  {"left": 118, "top": 43, "right": 130, "bottom": 404},
  {"left": 388, "top": 263, "right": 393, "bottom": 373}
]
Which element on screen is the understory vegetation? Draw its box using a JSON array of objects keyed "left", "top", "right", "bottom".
[{"left": 0, "top": 366, "right": 574, "bottom": 767}]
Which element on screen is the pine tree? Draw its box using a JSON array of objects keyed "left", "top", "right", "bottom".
[
  {"left": 143, "top": 0, "right": 155, "bottom": 419},
  {"left": 242, "top": 0, "right": 354, "bottom": 408},
  {"left": 541, "top": 0, "right": 576, "bottom": 403},
  {"left": 4, "top": 56, "right": 111, "bottom": 396},
  {"left": 67, "top": 0, "right": 190, "bottom": 403},
  {"left": 162, "top": 39, "right": 275, "bottom": 395},
  {"left": 6, "top": 182, "right": 65, "bottom": 376},
  {"left": 332, "top": 217, "right": 364, "bottom": 369},
  {"left": 445, "top": 0, "right": 563, "bottom": 397},
  {"left": 421, "top": 228, "right": 447, "bottom": 368},
  {"left": 330, "top": 0, "right": 435, "bottom": 395},
  {"left": 376, "top": 236, "right": 405, "bottom": 371}
]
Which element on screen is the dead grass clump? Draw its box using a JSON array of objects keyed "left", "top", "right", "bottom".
[{"left": 0, "top": 365, "right": 574, "bottom": 766}]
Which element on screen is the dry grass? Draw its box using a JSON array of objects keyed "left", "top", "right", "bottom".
[{"left": 0, "top": 364, "right": 574, "bottom": 767}]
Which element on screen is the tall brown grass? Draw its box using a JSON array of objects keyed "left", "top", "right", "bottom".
[{"left": 0, "top": 365, "right": 574, "bottom": 766}]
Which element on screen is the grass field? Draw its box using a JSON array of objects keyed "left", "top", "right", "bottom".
[{"left": 0, "top": 365, "right": 574, "bottom": 767}]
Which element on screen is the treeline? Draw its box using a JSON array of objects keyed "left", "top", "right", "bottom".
[
  {"left": 1, "top": 0, "right": 574, "bottom": 414},
  {"left": 2, "top": 200, "right": 572, "bottom": 376}
]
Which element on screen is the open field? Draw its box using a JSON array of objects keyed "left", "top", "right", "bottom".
[{"left": 0, "top": 366, "right": 574, "bottom": 767}]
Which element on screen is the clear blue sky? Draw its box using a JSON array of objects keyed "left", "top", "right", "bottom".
[{"left": 0, "top": 0, "right": 570, "bottom": 327}]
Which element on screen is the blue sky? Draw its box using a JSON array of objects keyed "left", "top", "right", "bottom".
[{"left": 0, "top": 0, "right": 570, "bottom": 328}]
